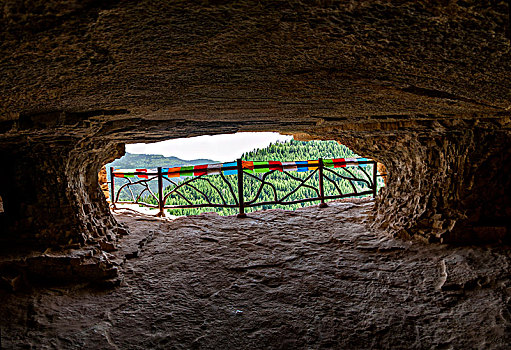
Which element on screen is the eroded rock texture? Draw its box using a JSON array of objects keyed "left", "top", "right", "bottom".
[
  {"left": 0, "top": 0, "right": 511, "bottom": 266},
  {"left": 337, "top": 128, "right": 511, "bottom": 243},
  {"left": 1, "top": 203, "right": 510, "bottom": 348}
]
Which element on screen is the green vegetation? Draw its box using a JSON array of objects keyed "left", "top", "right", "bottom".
[
  {"left": 241, "top": 140, "right": 356, "bottom": 161},
  {"left": 112, "top": 140, "right": 383, "bottom": 216}
]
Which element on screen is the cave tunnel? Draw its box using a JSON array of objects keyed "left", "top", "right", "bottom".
[{"left": 1, "top": 0, "right": 511, "bottom": 347}]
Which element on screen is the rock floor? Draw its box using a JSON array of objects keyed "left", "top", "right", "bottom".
[{"left": 1, "top": 200, "right": 511, "bottom": 349}]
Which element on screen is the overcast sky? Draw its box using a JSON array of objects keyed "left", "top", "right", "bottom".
[{"left": 126, "top": 132, "right": 294, "bottom": 162}]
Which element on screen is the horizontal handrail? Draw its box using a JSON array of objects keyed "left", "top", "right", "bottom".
[
  {"left": 110, "top": 157, "right": 378, "bottom": 217},
  {"left": 112, "top": 158, "right": 373, "bottom": 178}
]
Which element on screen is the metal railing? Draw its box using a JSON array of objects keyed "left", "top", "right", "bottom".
[{"left": 110, "top": 158, "right": 379, "bottom": 217}]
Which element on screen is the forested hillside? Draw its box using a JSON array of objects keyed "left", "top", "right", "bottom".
[
  {"left": 113, "top": 140, "right": 383, "bottom": 216},
  {"left": 242, "top": 140, "right": 356, "bottom": 161}
]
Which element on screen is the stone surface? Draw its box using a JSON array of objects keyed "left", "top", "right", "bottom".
[
  {"left": 0, "top": 140, "right": 125, "bottom": 250},
  {"left": 98, "top": 166, "right": 110, "bottom": 200},
  {"left": 0, "top": 245, "right": 119, "bottom": 290},
  {"left": 1, "top": 202, "right": 510, "bottom": 348}
]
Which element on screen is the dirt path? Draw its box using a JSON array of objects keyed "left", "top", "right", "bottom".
[{"left": 1, "top": 201, "right": 510, "bottom": 349}]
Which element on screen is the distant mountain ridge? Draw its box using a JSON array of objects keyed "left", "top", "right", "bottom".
[{"left": 106, "top": 153, "right": 217, "bottom": 170}]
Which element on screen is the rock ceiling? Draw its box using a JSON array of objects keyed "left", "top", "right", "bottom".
[{"left": 1, "top": 1, "right": 509, "bottom": 137}]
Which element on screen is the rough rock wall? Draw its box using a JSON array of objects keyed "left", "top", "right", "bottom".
[
  {"left": 0, "top": 0, "right": 510, "bottom": 264},
  {"left": 304, "top": 123, "right": 511, "bottom": 243},
  {"left": 98, "top": 166, "right": 109, "bottom": 200},
  {"left": 0, "top": 138, "right": 123, "bottom": 249},
  {"left": 367, "top": 128, "right": 511, "bottom": 243}
]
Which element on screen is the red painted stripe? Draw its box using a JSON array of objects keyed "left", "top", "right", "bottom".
[
  {"left": 333, "top": 158, "right": 346, "bottom": 168},
  {"left": 268, "top": 161, "right": 283, "bottom": 171},
  {"left": 194, "top": 164, "right": 208, "bottom": 176},
  {"left": 134, "top": 169, "right": 147, "bottom": 179},
  {"left": 134, "top": 169, "right": 148, "bottom": 179}
]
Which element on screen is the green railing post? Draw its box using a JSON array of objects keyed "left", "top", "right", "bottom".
[
  {"left": 236, "top": 158, "right": 247, "bottom": 218},
  {"left": 110, "top": 167, "right": 116, "bottom": 209},
  {"left": 157, "top": 167, "right": 165, "bottom": 217},
  {"left": 318, "top": 158, "right": 328, "bottom": 208}
]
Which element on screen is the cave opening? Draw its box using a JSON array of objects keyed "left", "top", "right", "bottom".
[
  {"left": 101, "top": 132, "right": 386, "bottom": 218},
  {"left": 2, "top": 1, "right": 511, "bottom": 345}
]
